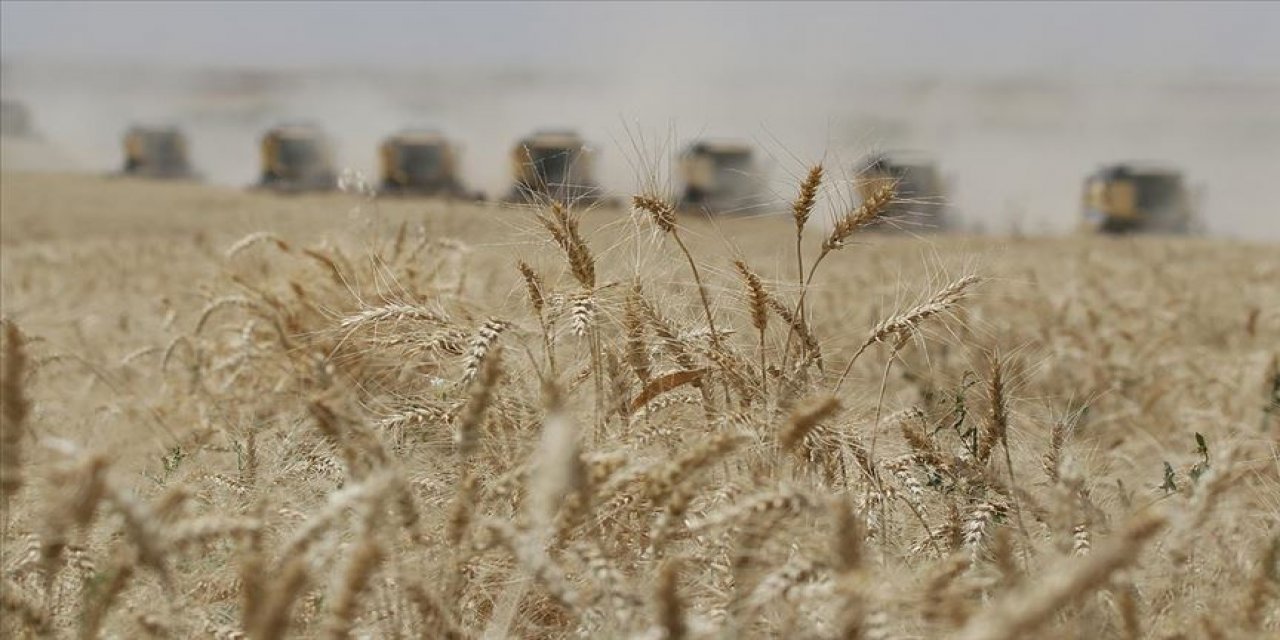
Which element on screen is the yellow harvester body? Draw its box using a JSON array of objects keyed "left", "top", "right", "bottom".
[
  {"left": 1081, "top": 164, "right": 1194, "bottom": 234},
  {"left": 507, "top": 130, "right": 599, "bottom": 203},
  {"left": 122, "top": 126, "right": 195, "bottom": 179},
  {"left": 380, "top": 130, "right": 475, "bottom": 197},
  {"left": 258, "top": 125, "right": 337, "bottom": 192}
]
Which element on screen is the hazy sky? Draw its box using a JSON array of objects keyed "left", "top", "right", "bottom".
[{"left": 3, "top": 1, "right": 1278, "bottom": 76}]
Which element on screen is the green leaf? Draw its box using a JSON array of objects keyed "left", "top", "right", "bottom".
[{"left": 1160, "top": 461, "right": 1178, "bottom": 493}]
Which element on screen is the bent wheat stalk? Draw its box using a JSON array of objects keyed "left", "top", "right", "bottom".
[
  {"left": 834, "top": 274, "right": 981, "bottom": 394},
  {"left": 955, "top": 510, "right": 1168, "bottom": 640}
]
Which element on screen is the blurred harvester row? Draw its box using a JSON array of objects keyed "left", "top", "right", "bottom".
[{"left": 0, "top": 101, "right": 1196, "bottom": 234}]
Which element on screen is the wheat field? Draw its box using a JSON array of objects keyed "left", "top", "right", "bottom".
[{"left": 1, "top": 170, "right": 1278, "bottom": 639}]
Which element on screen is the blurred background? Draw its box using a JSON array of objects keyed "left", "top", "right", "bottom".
[{"left": 2, "top": 1, "right": 1278, "bottom": 237}]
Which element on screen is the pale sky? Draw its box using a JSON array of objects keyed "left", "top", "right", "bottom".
[{"left": 3, "top": 1, "right": 1278, "bottom": 75}]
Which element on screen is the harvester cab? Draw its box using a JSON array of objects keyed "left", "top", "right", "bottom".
[
  {"left": 508, "top": 130, "right": 600, "bottom": 203},
  {"left": 380, "top": 130, "right": 477, "bottom": 198},
  {"left": 122, "top": 126, "right": 195, "bottom": 179},
  {"left": 1, "top": 100, "right": 37, "bottom": 138},
  {"left": 258, "top": 124, "right": 337, "bottom": 192},
  {"left": 1081, "top": 164, "right": 1195, "bottom": 234},
  {"left": 854, "top": 152, "right": 951, "bottom": 230},
  {"left": 677, "top": 140, "right": 762, "bottom": 215}
]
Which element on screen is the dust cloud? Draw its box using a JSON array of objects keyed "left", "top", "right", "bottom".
[{"left": 2, "top": 58, "right": 1278, "bottom": 239}]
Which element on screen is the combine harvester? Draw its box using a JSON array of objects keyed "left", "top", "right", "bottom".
[
  {"left": 507, "top": 129, "right": 602, "bottom": 204},
  {"left": 256, "top": 124, "right": 338, "bottom": 193},
  {"left": 1080, "top": 163, "right": 1198, "bottom": 234},
  {"left": 1, "top": 100, "right": 38, "bottom": 139},
  {"left": 854, "top": 151, "right": 952, "bottom": 231},
  {"left": 379, "top": 130, "right": 480, "bottom": 199},
  {"left": 677, "top": 140, "right": 766, "bottom": 215},
  {"left": 120, "top": 126, "right": 197, "bottom": 179}
]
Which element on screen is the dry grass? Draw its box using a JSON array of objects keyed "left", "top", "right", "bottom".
[{"left": 1, "top": 171, "right": 1279, "bottom": 639}]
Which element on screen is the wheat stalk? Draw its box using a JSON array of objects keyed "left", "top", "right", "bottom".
[
  {"left": 225, "top": 231, "right": 291, "bottom": 259},
  {"left": 1, "top": 322, "right": 29, "bottom": 499},
  {"left": 536, "top": 200, "right": 595, "bottom": 289}
]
